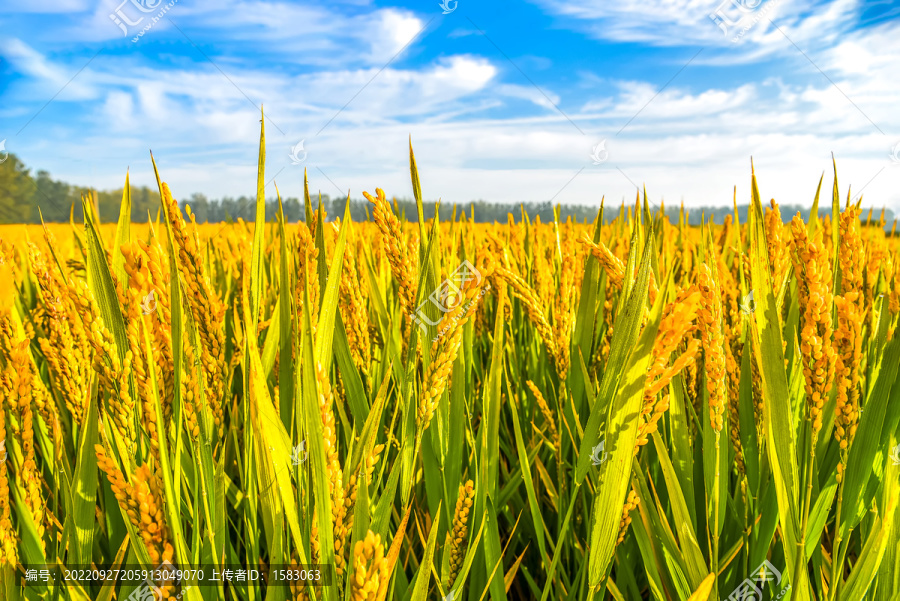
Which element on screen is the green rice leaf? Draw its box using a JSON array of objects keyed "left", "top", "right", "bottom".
[
  {"left": 575, "top": 226, "right": 655, "bottom": 483},
  {"left": 508, "top": 392, "right": 548, "bottom": 564},
  {"left": 841, "top": 337, "right": 900, "bottom": 531},
  {"left": 111, "top": 170, "right": 132, "bottom": 284},
  {"left": 747, "top": 166, "right": 809, "bottom": 598},
  {"left": 249, "top": 106, "right": 267, "bottom": 327},
  {"left": 69, "top": 384, "right": 99, "bottom": 566},
  {"left": 586, "top": 230, "right": 662, "bottom": 589},
  {"left": 315, "top": 197, "right": 352, "bottom": 372},
  {"left": 276, "top": 191, "right": 295, "bottom": 429},
  {"left": 410, "top": 501, "right": 442, "bottom": 601}
]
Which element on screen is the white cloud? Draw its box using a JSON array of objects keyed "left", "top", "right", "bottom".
[
  {"left": 2, "top": 1, "right": 899, "bottom": 213},
  {"left": 375, "top": 9, "right": 426, "bottom": 59},
  {"left": 101, "top": 90, "right": 135, "bottom": 128},
  {"left": 583, "top": 82, "right": 757, "bottom": 121},
  {"left": 493, "top": 84, "right": 561, "bottom": 111},
  {"left": 0, "top": 39, "right": 96, "bottom": 100},
  {"left": 527, "top": 0, "right": 860, "bottom": 62},
  {"left": 74, "top": 0, "right": 427, "bottom": 69}
]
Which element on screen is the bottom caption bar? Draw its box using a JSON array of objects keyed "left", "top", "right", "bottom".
[{"left": 20, "top": 563, "right": 332, "bottom": 589}]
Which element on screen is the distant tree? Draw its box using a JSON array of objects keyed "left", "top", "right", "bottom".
[
  {"left": 0, "top": 155, "right": 35, "bottom": 223},
  {"left": 0, "top": 153, "right": 896, "bottom": 230},
  {"left": 187, "top": 193, "right": 210, "bottom": 223},
  {"left": 236, "top": 196, "right": 251, "bottom": 221},
  {"left": 283, "top": 197, "right": 302, "bottom": 222},
  {"left": 32, "top": 169, "right": 74, "bottom": 222}
]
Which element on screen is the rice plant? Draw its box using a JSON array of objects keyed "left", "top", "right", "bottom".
[{"left": 0, "top": 118, "right": 898, "bottom": 601}]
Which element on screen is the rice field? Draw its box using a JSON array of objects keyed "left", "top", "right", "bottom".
[{"left": 0, "top": 126, "right": 899, "bottom": 601}]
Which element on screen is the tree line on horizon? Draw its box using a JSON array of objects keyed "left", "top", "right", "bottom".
[{"left": 1, "top": 152, "right": 895, "bottom": 228}]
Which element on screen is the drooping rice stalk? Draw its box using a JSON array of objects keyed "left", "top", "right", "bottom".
[
  {"left": 161, "top": 185, "right": 227, "bottom": 438},
  {"left": 526, "top": 380, "right": 559, "bottom": 448},
  {"left": 697, "top": 260, "right": 726, "bottom": 595},
  {"left": 364, "top": 188, "right": 416, "bottom": 319},
  {"left": 635, "top": 288, "right": 701, "bottom": 453},
  {"left": 417, "top": 259, "right": 490, "bottom": 432}
]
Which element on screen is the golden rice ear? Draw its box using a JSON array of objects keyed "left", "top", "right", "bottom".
[
  {"left": 789, "top": 214, "right": 836, "bottom": 442},
  {"left": 526, "top": 380, "right": 559, "bottom": 447},
  {"left": 698, "top": 262, "right": 727, "bottom": 434},
  {"left": 365, "top": 188, "right": 416, "bottom": 318},
  {"left": 313, "top": 361, "right": 348, "bottom": 575},
  {"left": 446, "top": 481, "right": 475, "bottom": 590},
  {"left": 615, "top": 487, "right": 640, "bottom": 546},
  {"left": 417, "top": 272, "right": 489, "bottom": 432},
  {"left": 348, "top": 530, "right": 388, "bottom": 601},
  {"left": 833, "top": 293, "right": 863, "bottom": 483}
]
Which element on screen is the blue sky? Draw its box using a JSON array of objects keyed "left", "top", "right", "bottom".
[{"left": 1, "top": 0, "right": 899, "bottom": 210}]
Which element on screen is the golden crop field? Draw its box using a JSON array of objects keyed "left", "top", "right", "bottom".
[{"left": 0, "top": 130, "right": 899, "bottom": 601}]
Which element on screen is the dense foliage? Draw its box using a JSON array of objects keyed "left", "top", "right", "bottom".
[{"left": 0, "top": 123, "right": 899, "bottom": 601}]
